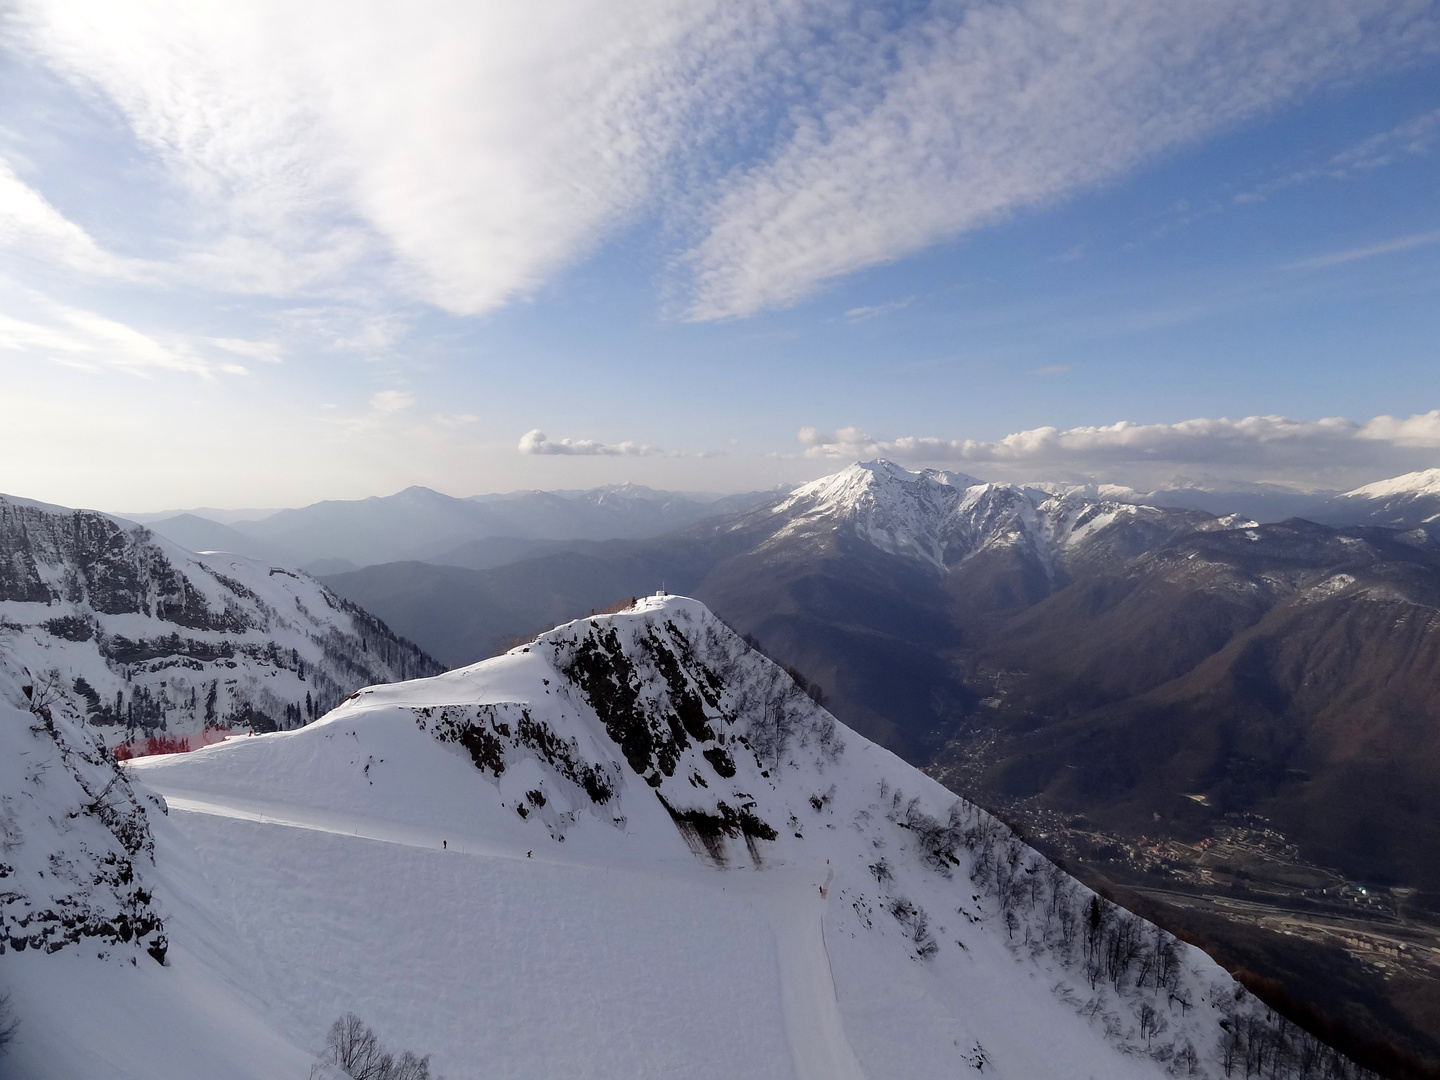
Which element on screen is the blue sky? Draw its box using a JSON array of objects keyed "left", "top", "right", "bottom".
[{"left": 1, "top": 0, "right": 1439, "bottom": 510}]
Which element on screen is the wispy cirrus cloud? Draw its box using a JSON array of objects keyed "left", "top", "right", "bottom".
[
  {"left": 518, "top": 429, "right": 664, "bottom": 457},
  {"left": 7, "top": 0, "right": 792, "bottom": 315},
  {"left": 0, "top": 288, "right": 237, "bottom": 376},
  {"left": 798, "top": 412, "right": 1440, "bottom": 487},
  {"left": 1283, "top": 228, "right": 1440, "bottom": 271},
  {"left": 0, "top": 158, "right": 147, "bottom": 280},
  {"left": 1236, "top": 107, "right": 1440, "bottom": 205},
  {"left": 845, "top": 298, "right": 913, "bottom": 323},
  {"left": 208, "top": 337, "right": 282, "bottom": 364},
  {"left": 7, "top": 0, "right": 1436, "bottom": 322},
  {"left": 684, "top": 0, "right": 1440, "bottom": 319}
]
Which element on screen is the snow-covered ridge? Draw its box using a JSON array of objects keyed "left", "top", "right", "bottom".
[
  {"left": 1339, "top": 468, "right": 1440, "bottom": 501},
  {"left": 0, "top": 495, "right": 441, "bottom": 747},
  {"left": 109, "top": 596, "right": 1371, "bottom": 1079},
  {"left": 773, "top": 461, "right": 1217, "bottom": 571}
]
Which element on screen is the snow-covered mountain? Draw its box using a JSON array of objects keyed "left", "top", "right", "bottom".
[
  {"left": 769, "top": 460, "right": 1233, "bottom": 576},
  {"left": 1312, "top": 468, "right": 1440, "bottom": 534},
  {"left": 0, "top": 495, "right": 441, "bottom": 750},
  {"left": 1, "top": 596, "right": 1370, "bottom": 1078}
]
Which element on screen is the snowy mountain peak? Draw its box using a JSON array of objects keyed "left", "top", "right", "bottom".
[
  {"left": 1340, "top": 468, "right": 1440, "bottom": 500},
  {"left": 774, "top": 462, "right": 1206, "bottom": 572},
  {"left": 775, "top": 461, "right": 979, "bottom": 564},
  {"left": 1311, "top": 469, "right": 1440, "bottom": 534},
  {"left": 787, "top": 458, "right": 979, "bottom": 504}
]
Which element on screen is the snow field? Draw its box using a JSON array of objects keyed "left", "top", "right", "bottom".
[{"left": 7, "top": 596, "right": 1327, "bottom": 1079}]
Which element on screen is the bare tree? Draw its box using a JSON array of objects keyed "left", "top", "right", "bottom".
[
  {"left": 316, "top": 1014, "right": 430, "bottom": 1080},
  {"left": 0, "top": 993, "right": 18, "bottom": 1053},
  {"left": 388, "top": 1051, "right": 432, "bottom": 1080},
  {"left": 1138, "top": 1002, "right": 1158, "bottom": 1046},
  {"left": 321, "top": 1013, "right": 389, "bottom": 1080}
]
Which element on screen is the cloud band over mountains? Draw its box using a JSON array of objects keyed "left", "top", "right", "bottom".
[
  {"left": 519, "top": 430, "right": 663, "bottom": 458},
  {"left": 798, "top": 413, "right": 1440, "bottom": 485}
]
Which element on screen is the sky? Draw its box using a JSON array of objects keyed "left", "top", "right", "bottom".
[{"left": 1, "top": 0, "right": 1439, "bottom": 512}]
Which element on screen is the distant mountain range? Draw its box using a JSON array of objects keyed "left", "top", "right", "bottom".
[
  {"left": 122, "top": 470, "right": 1440, "bottom": 582},
  {"left": 130, "top": 483, "right": 777, "bottom": 570}
]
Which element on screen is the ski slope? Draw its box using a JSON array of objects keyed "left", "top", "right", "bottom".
[{"left": 3, "top": 596, "right": 1360, "bottom": 1079}]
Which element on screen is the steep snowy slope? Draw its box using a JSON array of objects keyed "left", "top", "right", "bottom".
[
  {"left": 0, "top": 495, "right": 441, "bottom": 750},
  {"left": 0, "top": 654, "right": 167, "bottom": 964},
  {"left": 40, "top": 596, "right": 1364, "bottom": 1080},
  {"left": 0, "top": 641, "right": 312, "bottom": 1079}
]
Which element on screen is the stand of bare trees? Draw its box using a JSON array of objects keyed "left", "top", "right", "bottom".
[
  {"left": 313, "top": 1014, "right": 431, "bottom": 1080},
  {"left": 883, "top": 787, "right": 1378, "bottom": 1080}
]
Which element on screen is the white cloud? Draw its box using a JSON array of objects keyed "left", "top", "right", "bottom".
[
  {"left": 797, "top": 412, "right": 1440, "bottom": 485},
  {"left": 518, "top": 429, "right": 662, "bottom": 457},
  {"left": 208, "top": 337, "right": 282, "bottom": 363},
  {"left": 370, "top": 390, "right": 415, "bottom": 413},
  {"left": 0, "top": 289, "right": 221, "bottom": 376},
  {"left": 845, "top": 298, "right": 913, "bottom": 323},
  {"left": 10, "top": 0, "right": 790, "bottom": 315},
  {"left": 1358, "top": 411, "right": 1440, "bottom": 446},
  {"left": 0, "top": 158, "right": 144, "bottom": 279},
  {"left": 11, "top": 0, "right": 1434, "bottom": 322},
  {"left": 181, "top": 231, "right": 374, "bottom": 296},
  {"left": 1283, "top": 229, "right": 1440, "bottom": 271},
  {"left": 684, "top": 0, "right": 1440, "bottom": 319}
]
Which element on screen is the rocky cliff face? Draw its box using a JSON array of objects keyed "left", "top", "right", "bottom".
[
  {"left": 0, "top": 495, "right": 442, "bottom": 747},
  {"left": 0, "top": 656, "right": 167, "bottom": 963}
]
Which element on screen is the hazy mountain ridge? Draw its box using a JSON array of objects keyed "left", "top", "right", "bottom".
[
  {"left": 131, "top": 467, "right": 1435, "bottom": 577},
  {"left": 139, "top": 483, "right": 777, "bottom": 569}
]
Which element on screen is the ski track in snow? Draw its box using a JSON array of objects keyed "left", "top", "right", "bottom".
[
  {"left": 162, "top": 788, "right": 864, "bottom": 1080},
  {"left": 160, "top": 791, "right": 523, "bottom": 864},
  {"left": 767, "top": 888, "right": 868, "bottom": 1080}
]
